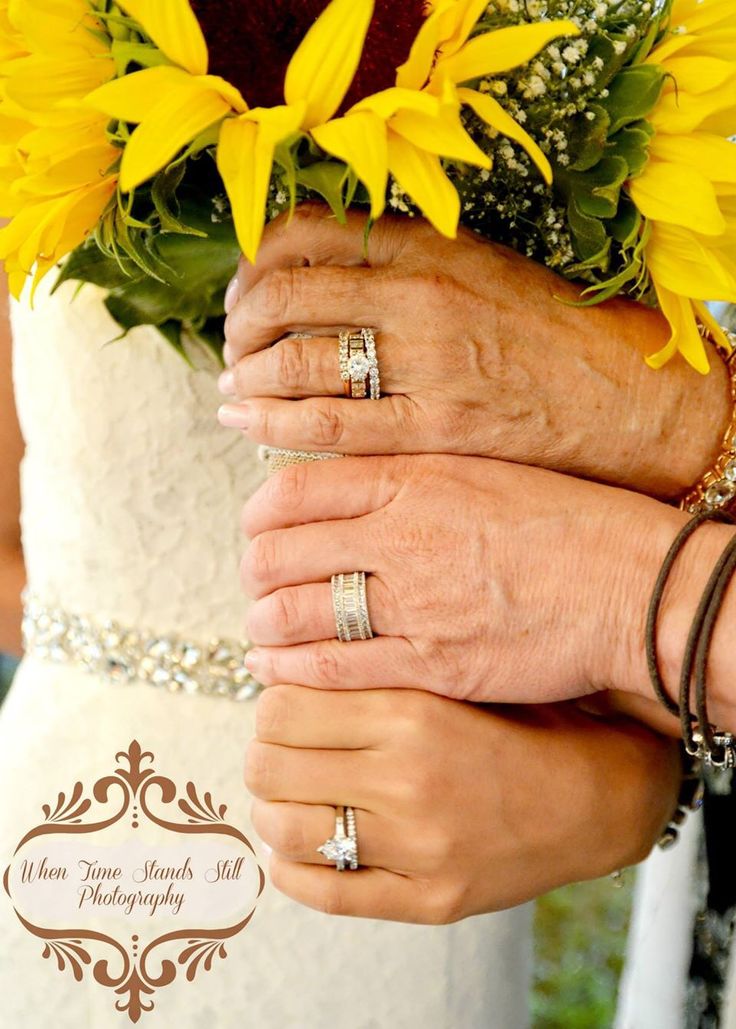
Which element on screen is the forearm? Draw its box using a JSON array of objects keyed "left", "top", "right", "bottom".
[
  {"left": 0, "top": 541, "right": 25, "bottom": 657},
  {"left": 542, "top": 296, "right": 733, "bottom": 500}
]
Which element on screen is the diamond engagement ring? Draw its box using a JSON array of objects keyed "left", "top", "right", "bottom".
[
  {"left": 339, "top": 329, "right": 380, "bottom": 400},
  {"left": 332, "top": 572, "right": 374, "bottom": 643},
  {"left": 317, "top": 805, "right": 359, "bottom": 871}
]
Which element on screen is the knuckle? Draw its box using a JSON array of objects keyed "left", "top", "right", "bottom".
[
  {"left": 428, "top": 882, "right": 467, "bottom": 925},
  {"left": 276, "top": 338, "right": 308, "bottom": 391},
  {"left": 243, "top": 741, "right": 275, "bottom": 797},
  {"left": 269, "top": 462, "right": 308, "bottom": 512},
  {"left": 258, "top": 269, "right": 297, "bottom": 323},
  {"left": 304, "top": 403, "right": 345, "bottom": 448},
  {"left": 254, "top": 685, "right": 291, "bottom": 741},
  {"left": 269, "top": 815, "right": 307, "bottom": 860},
  {"left": 291, "top": 202, "right": 326, "bottom": 231},
  {"left": 243, "top": 532, "right": 280, "bottom": 595},
  {"left": 267, "top": 589, "right": 302, "bottom": 642},
  {"left": 314, "top": 877, "right": 347, "bottom": 917},
  {"left": 308, "top": 645, "right": 341, "bottom": 687}
]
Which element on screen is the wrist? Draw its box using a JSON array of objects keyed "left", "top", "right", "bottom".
[
  {"left": 655, "top": 521, "right": 736, "bottom": 732},
  {"left": 588, "top": 496, "right": 686, "bottom": 700},
  {"left": 591, "top": 305, "right": 732, "bottom": 499}
]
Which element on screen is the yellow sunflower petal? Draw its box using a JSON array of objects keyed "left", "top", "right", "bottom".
[
  {"left": 659, "top": 55, "right": 735, "bottom": 95},
  {"left": 395, "top": 0, "right": 456, "bottom": 90},
  {"left": 218, "top": 106, "right": 304, "bottom": 263},
  {"left": 669, "top": 0, "right": 736, "bottom": 35},
  {"left": 387, "top": 131, "right": 459, "bottom": 238},
  {"left": 285, "top": 0, "right": 374, "bottom": 128},
  {"left": 389, "top": 102, "right": 491, "bottom": 169},
  {"left": 649, "top": 76, "right": 736, "bottom": 133},
  {"left": 354, "top": 87, "right": 439, "bottom": 121},
  {"left": 437, "top": 20, "right": 580, "bottom": 84},
  {"left": 120, "top": 80, "right": 231, "bottom": 191},
  {"left": 86, "top": 65, "right": 194, "bottom": 122},
  {"left": 4, "top": 54, "right": 114, "bottom": 113},
  {"left": 14, "top": 143, "right": 118, "bottom": 195},
  {"left": 649, "top": 132, "right": 736, "bottom": 184},
  {"left": 311, "top": 111, "right": 388, "bottom": 220},
  {"left": 629, "top": 160, "right": 726, "bottom": 235},
  {"left": 445, "top": 0, "right": 497, "bottom": 57},
  {"left": 458, "top": 86, "right": 552, "bottom": 183},
  {"left": 9, "top": 0, "right": 105, "bottom": 58},
  {"left": 116, "top": 0, "right": 208, "bottom": 76},
  {"left": 646, "top": 223, "right": 736, "bottom": 300},
  {"left": 647, "top": 282, "right": 710, "bottom": 374}
]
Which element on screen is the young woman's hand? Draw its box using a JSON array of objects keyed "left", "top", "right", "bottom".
[
  {"left": 246, "top": 684, "right": 681, "bottom": 923},
  {"left": 220, "top": 204, "right": 730, "bottom": 499}
]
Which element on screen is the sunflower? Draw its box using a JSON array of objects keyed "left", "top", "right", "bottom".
[
  {"left": 0, "top": 0, "right": 118, "bottom": 297},
  {"left": 86, "top": 0, "right": 578, "bottom": 261},
  {"left": 628, "top": 0, "right": 736, "bottom": 372}
]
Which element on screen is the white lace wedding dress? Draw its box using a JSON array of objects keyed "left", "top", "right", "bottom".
[{"left": 0, "top": 279, "right": 533, "bottom": 1029}]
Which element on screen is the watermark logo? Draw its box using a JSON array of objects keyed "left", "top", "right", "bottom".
[{"left": 3, "top": 741, "right": 264, "bottom": 1023}]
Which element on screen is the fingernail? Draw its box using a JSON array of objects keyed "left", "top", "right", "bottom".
[
  {"left": 244, "top": 649, "right": 261, "bottom": 673},
  {"left": 218, "top": 369, "right": 236, "bottom": 396},
  {"left": 260, "top": 842, "right": 273, "bottom": 857},
  {"left": 224, "top": 275, "right": 240, "bottom": 315},
  {"left": 223, "top": 342, "right": 235, "bottom": 367},
  {"left": 218, "top": 404, "right": 250, "bottom": 430}
]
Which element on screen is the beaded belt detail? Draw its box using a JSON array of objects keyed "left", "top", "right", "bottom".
[{"left": 21, "top": 594, "right": 262, "bottom": 702}]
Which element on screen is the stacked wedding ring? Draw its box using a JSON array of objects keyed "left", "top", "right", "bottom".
[
  {"left": 317, "top": 804, "right": 359, "bottom": 871},
  {"left": 339, "top": 329, "right": 380, "bottom": 400},
  {"left": 332, "top": 572, "right": 374, "bottom": 642}
]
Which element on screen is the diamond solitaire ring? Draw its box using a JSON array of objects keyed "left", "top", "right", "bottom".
[
  {"left": 339, "top": 329, "right": 380, "bottom": 400},
  {"left": 317, "top": 805, "right": 359, "bottom": 871}
]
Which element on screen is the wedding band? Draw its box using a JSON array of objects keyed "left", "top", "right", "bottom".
[
  {"left": 317, "top": 805, "right": 359, "bottom": 871},
  {"left": 332, "top": 572, "right": 374, "bottom": 642},
  {"left": 338, "top": 329, "right": 380, "bottom": 400}
]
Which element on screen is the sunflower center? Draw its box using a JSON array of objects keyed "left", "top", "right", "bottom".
[{"left": 189, "top": 0, "right": 428, "bottom": 111}]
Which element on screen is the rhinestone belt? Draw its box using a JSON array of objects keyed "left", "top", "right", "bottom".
[{"left": 21, "top": 594, "right": 262, "bottom": 701}]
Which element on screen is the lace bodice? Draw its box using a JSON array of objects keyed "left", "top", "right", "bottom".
[{"left": 11, "top": 278, "right": 264, "bottom": 639}]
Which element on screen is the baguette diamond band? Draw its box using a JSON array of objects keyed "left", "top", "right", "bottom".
[{"left": 332, "top": 572, "right": 374, "bottom": 643}]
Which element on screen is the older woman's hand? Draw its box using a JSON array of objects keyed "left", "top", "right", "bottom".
[
  {"left": 246, "top": 684, "right": 681, "bottom": 923},
  {"left": 220, "top": 205, "right": 730, "bottom": 499},
  {"left": 239, "top": 453, "right": 692, "bottom": 709}
]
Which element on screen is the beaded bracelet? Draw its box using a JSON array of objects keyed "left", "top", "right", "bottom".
[
  {"left": 680, "top": 328, "right": 736, "bottom": 516},
  {"left": 658, "top": 750, "right": 704, "bottom": 851}
]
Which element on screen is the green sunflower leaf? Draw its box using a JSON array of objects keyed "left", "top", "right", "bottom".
[
  {"left": 568, "top": 104, "right": 611, "bottom": 172},
  {"left": 601, "top": 65, "right": 665, "bottom": 135},
  {"left": 567, "top": 198, "right": 611, "bottom": 269}
]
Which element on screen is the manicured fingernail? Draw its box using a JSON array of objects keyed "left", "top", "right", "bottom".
[
  {"left": 218, "top": 369, "right": 236, "bottom": 396},
  {"left": 223, "top": 342, "right": 235, "bottom": 367},
  {"left": 218, "top": 404, "right": 250, "bottom": 430},
  {"left": 260, "top": 842, "right": 273, "bottom": 856},
  {"left": 244, "top": 649, "right": 261, "bottom": 672},
  {"left": 224, "top": 275, "right": 240, "bottom": 314}
]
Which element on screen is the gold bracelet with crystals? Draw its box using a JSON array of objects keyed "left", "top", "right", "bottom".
[{"left": 680, "top": 327, "right": 736, "bottom": 516}]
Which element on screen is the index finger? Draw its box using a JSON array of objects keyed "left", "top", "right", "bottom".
[
  {"left": 255, "top": 684, "right": 396, "bottom": 749},
  {"left": 237, "top": 203, "right": 407, "bottom": 296},
  {"left": 241, "top": 455, "right": 402, "bottom": 538}
]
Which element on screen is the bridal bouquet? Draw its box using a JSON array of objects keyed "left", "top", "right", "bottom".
[{"left": 0, "top": 0, "right": 734, "bottom": 370}]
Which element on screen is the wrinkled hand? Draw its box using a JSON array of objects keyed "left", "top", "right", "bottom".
[
  {"left": 220, "top": 204, "right": 729, "bottom": 498},
  {"left": 240, "top": 453, "right": 685, "bottom": 706},
  {"left": 246, "top": 684, "right": 680, "bottom": 923}
]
